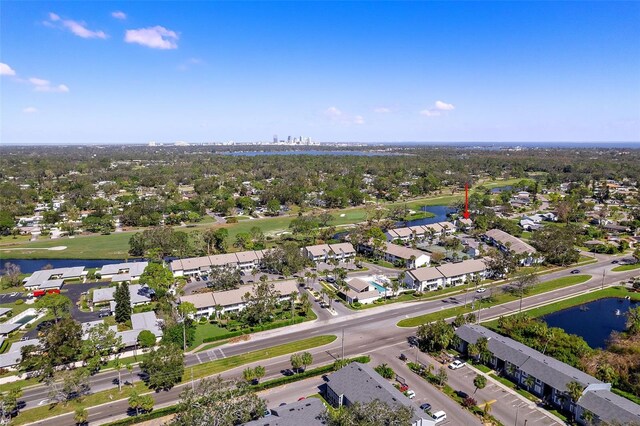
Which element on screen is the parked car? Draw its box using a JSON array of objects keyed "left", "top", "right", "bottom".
[
  {"left": 455, "top": 390, "right": 469, "bottom": 399},
  {"left": 98, "top": 312, "right": 111, "bottom": 318},
  {"left": 399, "top": 353, "right": 407, "bottom": 361},
  {"left": 406, "top": 390, "right": 416, "bottom": 399},
  {"left": 612, "top": 260, "right": 619, "bottom": 264},
  {"left": 448, "top": 360, "right": 466, "bottom": 370},
  {"left": 571, "top": 269, "right": 580, "bottom": 274},
  {"left": 263, "top": 409, "right": 271, "bottom": 417},
  {"left": 419, "top": 403, "right": 432, "bottom": 412},
  {"left": 398, "top": 384, "right": 409, "bottom": 392},
  {"left": 432, "top": 410, "right": 447, "bottom": 423}
]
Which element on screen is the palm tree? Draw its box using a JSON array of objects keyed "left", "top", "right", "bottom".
[
  {"left": 566, "top": 381, "right": 585, "bottom": 419},
  {"left": 626, "top": 306, "right": 640, "bottom": 335},
  {"left": 391, "top": 280, "right": 400, "bottom": 298}
]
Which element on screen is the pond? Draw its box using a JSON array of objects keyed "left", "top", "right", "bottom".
[
  {"left": 542, "top": 297, "right": 638, "bottom": 349},
  {"left": 0, "top": 258, "right": 143, "bottom": 275},
  {"left": 490, "top": 185, "right": 513, "bottom": 194},
  {"left": 403, "top": 205, "right": 457, "bottom": 227}
]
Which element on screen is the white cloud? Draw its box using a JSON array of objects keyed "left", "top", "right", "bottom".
[
  {"left": 23, "top": 107, "right": 38, "bottom": 113},
  {"left": 324, "top": 107, "right": 365, "bottom": 125},
  {"left": 420, "top": 109, "right": 440, "bottom": 117},
  {"left": 374, "top": 107, "right": 391, "bottom": 113},
  {"left": 0, "top": 63, "right": 16, "bottom": 76},
  {"left": 28, "top": 77, "right": 69, "bottom": 93},
  {"left": 46, "top": 12, "right": 108, "bottom": 39},
  {"left": 111, "top": 11, "right": 127, "bottom": 20},
  {"left": 125, "top": 26, "right": 179, "bottom": 49},
  {"left": 420, "top": 100, "right": 455, "bottom": 117},
  {"left": 434, "top": 100, "right": 455, "bottom": 111},
  {"left": 324, "top": 106, "right": 343, "bottom": 118}
]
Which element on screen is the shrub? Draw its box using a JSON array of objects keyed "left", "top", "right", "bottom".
[
  {"left": 462, "top": 396, "right": 477, "bottom": 408},
  {"left": 14, "top": 299, "right": 24, "bottom": 305}
]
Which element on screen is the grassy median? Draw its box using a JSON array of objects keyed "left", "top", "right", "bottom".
[
  {"left": 397, "top": 275, "right": 592, "bottom": 327},
  {"left": 11, "top": 335, "right": 337, "bottom": 425}
]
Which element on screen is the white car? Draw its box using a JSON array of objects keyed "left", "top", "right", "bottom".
[
  {"left": 448, "top": 360, "right": 466, "bottom": 370},
  {"left": 476, "top": 287, "right": 487, "bottom": 293},
  {"left": 405, "top": 390, "right": 416, "bottom": 399},
  {"left": 432, "top": 410, "right": 447, "bottom": 423}
]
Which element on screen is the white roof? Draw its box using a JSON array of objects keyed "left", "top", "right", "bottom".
[
  {"left": 99, "top": 261, "right": 148, "bottom": 277},
  {"left": 92, "top": 284, "right": 152, "bottom": 306},
  {"left": 23, "top": 266, "right": 86, "bottom": 288}
]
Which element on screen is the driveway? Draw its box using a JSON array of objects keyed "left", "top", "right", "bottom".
[
  {"left": 64, "top": 280, "right": 114, "bottom": 322},
  {"left": 424, "top": 353, "right": 562, "bottom": 426}
]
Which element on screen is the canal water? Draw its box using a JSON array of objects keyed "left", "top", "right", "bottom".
[{"left": 542, "top": 297, "right": 638, "bottom": 349}]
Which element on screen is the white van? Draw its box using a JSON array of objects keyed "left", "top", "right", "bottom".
[{"left": 431, "top": 410, "right": 447, "bottom": 423}]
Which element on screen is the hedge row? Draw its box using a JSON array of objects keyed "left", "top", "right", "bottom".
[
  {"left": 103, "top": 405, "right": 179, "bottom": 426},
  {"left": 250, "top": 355, "right": 371, "bottom": 392},
  {"left": 201, "top": 317, "right": 307, "bottom": 343}
]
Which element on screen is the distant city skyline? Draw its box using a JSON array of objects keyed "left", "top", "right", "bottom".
[{"left": 1, "top": 1, "right": 639, "bottom": 144}]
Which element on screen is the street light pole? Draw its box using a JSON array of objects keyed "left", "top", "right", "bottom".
[
  {"left": 341, "top": 328, "right": 345, "bottom": 360},
  {"left": 601, "top": 270, "right": 605, "bottom": 290}
]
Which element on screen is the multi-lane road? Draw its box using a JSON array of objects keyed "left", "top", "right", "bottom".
[{"left": 22, "top": 254, "right": 639, "bottom": 425}]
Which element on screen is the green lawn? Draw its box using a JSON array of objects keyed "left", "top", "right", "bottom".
[
  {"left": 612, "top": 263, "right": 640, "bottom": 272},
  {"left": 12, "top": 335, "right": 337, "bottom": 425},
  {"left": 505, "top": 286, "right": 640, "bottom": 319},
  {"left": 397, "top": 275, "right": 592, "bottom": 327}
]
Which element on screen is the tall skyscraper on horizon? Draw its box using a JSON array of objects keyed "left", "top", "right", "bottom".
[{"left": 273, "top": 135, "right": 278, "bottom": 143}]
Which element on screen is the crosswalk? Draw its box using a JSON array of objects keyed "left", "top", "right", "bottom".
[{"left": 195, "top": 348, "right": 226, "bottom": 363}]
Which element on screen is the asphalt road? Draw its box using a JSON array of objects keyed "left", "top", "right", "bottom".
[{"left": 21, "top": 255, "right": 640, "bottom": 425}]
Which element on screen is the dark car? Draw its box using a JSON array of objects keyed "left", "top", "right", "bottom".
[
  {"left": 399, "top": 353, "right": 407, "bottom": 361},
  {"left": 570, "top": 269, "right": 580, "bottom": 274},
  {"left": 612, "top": 260, "right": 619, "bottom": 264},
  {"left": 420, "top": 403, "right": 432, "bottom": 412},
  {"left": 455, "top": 390, "right": 469, "bottom": 399}
]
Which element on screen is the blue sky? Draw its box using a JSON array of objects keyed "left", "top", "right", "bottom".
[{"left": 1, "top": 1, "right": 639, "bottom": 144}]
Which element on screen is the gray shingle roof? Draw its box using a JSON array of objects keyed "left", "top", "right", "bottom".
[
  {"left": 455, "top": 325, "right": 601, "bottom": 391},
  {"left": 325, "top": 362, "right": 427, "bottom": 424},
  {"left": 244, "top": 398, "right": 327, "bottom": 426},
  {"left": 484, "top": 229, "right": 536, "bottom": 255},
  {"left": 578, "top": 389, "right": 640, "bottom": 424}
]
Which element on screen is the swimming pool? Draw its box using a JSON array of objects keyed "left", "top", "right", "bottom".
[{"left": 369, "top": 281, "right": 388, "bottom": 294}]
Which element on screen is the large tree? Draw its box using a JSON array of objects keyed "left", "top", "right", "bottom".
[
  {"left": 531, "top": 225, "right": 580, "bottom": 266},
  {"left": 241, "top": 281, "right": 280, "bottom": 326},
  {"left": 81, "top": 322, "right": 123, "bottom": 373},
  {"left": 416, "top": 319, "right": 455, "bottom": 353},
  {"left": 114, "top": 283, "right": 132, "bottom": 324},
  {"left": 138, "top": 262, "right": 173, "bottom": 296},
  {"left": 36, "top": 293, "right": 72, "bottom": 322},
  {"left": 323, "top": 399, "right": 414, "bottom": 426},
  {"left": 20, "top": 317, "right": 83, "bottom": 379},
  {"left": 140, "top": 342, "right": 185, "bottom": 391},
  {"left": 504, "top": 269, "right": 539, "bottom": 312},
  {"left": 0, "top": 262, "right": 21, "bottom": 288},
  {"left": 168, "top": 377, "right": 265, "bottom": 426}
]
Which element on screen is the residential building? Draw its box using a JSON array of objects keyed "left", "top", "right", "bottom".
[
  {"left": 303, "top": 243, "right": 356, "bottom": 263},
  {"left": 92, "top": 284, "right": 154, "bottom": 307},
  {"left": 453, "top": 325, "right": 640, "bottom": 424},
  {"left": 179, "top": 280, "right": 299, "bottom": 317},
  {"left": 323, "top": 362, "right": 435, "bottom": 426},
  {"left": 244, "top": 398, "right": 326, "bottom": 426},
  {"left": 23, "top": 267, "right": 87, "bottom": 291},
  {"left": 342, "top": 277, "right": 381, "bottom": 304},
  {"left": 98, "top": 261, "right": 148, "bottom": 282},
  {"left": 403, "top": 258, "right": 486, "bottom": 291},
  {"left": 482, "top": 229, "right": 541, "bottom": 266},
  {"left": 0, "top": 339, "right": 40, "bottom": 370},
  {"left": 358, "top": 241, "right": 430, "bottom": 269}
]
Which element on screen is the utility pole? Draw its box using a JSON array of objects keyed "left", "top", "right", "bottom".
[
  {"left": 341, "top": 328, "right": 345, "bottom": 360},
  {"left": 191, "top": 367, "right": 194, "bottom": 391},
  {"left": 601, "top": 269, "right": 606, "bottom": 290}
]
